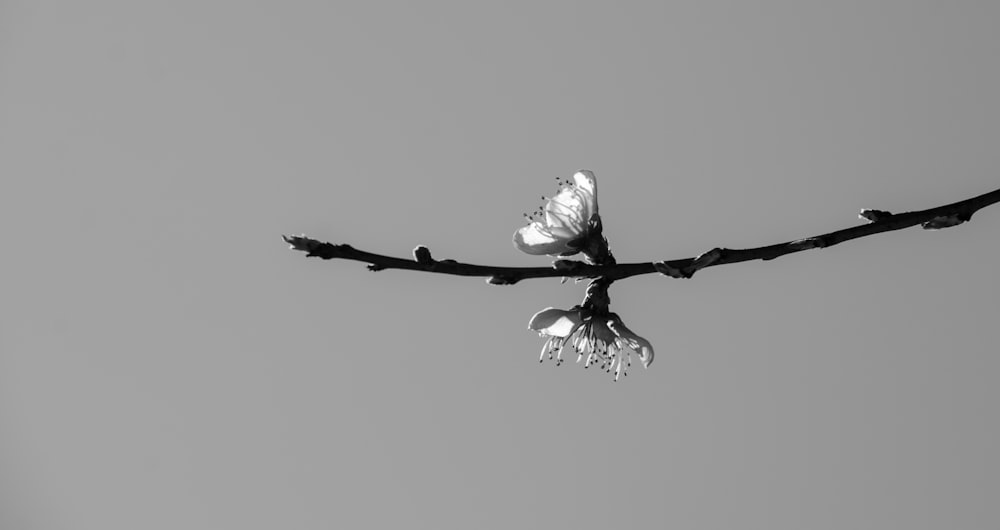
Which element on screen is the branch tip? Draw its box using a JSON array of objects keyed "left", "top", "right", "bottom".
[{"left": 283, "top": 234, "right": 322, "bottom": 254}]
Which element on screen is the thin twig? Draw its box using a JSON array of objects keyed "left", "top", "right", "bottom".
[{"left": 283, "top": 186, "right": 1000, "bottom": 284}]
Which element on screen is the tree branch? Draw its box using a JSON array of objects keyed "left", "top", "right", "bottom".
[{"left": 283, "top": 186, "right": 1000, "bottom": 284}]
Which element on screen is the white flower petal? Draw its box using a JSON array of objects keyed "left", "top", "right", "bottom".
[
  {"left": 528, "top": 307, "right": 583, "bottom": 337},
  {"left": 543, "top": 223, "right": 578, "bottom": 239},
  {"left": 572, "top": 170, "right": 598, "bottom": 215},
  {"left": 541, "top": 316, "right": 580, "bottom": 338},
  {"left": 528, "top": 307, "right": 569, "bottom": 330},
  {"left": 513, "top": 223, "right": 575, "bottom": 255},
  {"left": 544, "top": 189, "right": 587, "bottom": 232},
  {"left": 608, "top": 317, "right": 654, "bottom": 368},
  {"left": 638, "top": 341, "right": 654, "bottom": 368},
  {"left": 514, "top": 171, "right": 602, "bottom": 257}
]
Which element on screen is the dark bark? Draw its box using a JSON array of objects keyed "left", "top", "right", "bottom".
[{"left": 283, "top": 187, "right": 1000, "bottom": 284}]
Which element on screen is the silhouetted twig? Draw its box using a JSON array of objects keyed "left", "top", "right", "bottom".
[{"left": 283, "top": 186, "right": 1000, "bottom": 284}]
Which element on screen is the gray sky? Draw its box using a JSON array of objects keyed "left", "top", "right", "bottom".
[{"left": 2, "top": 1, "right": 999, "bottom": 529}]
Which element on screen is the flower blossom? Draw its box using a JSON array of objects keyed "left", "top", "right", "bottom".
[
  {"left": 513, "top": 170, "right": 599, "bottom": 257},
  {"left": 528, "top": 306, "right": 654, "bottom": 381}
]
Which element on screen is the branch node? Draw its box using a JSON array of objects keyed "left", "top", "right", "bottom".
[
  {"left": 486, "top": 274, "right": 521, "bottom": 286},
  {"left": 922, "top": 213, "right": 970, "bottom": 230},
  {"left": 413, "top": 245, "right": 436, "bottom": 265},
  {"left": 789, "top": 237, "right": 825, "bottom": 251},
  {"left": 552, "top": 259, "right": 585, "bottom": 272},
  {"left": 653, "top": 249, "right": 721, "bottom": 279},
  {"left": 685, "top": 247, "right": 722, "bottom": 276},
  {"left": 653, "top": 261, "right": 689, "bottom": 279},
  {"left": 431, "top": 258, "right": 458, "bottom": 272},
  {"left": 859, "top": 209, "right": 893, "bottom": 223}
]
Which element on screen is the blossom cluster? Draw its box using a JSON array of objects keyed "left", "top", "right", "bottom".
[
  {"left": 529, "top": 306, "right": 653, "bottom": 382},
  {"left": 513, "top": 171, "right": 654, "bottom": 381}
]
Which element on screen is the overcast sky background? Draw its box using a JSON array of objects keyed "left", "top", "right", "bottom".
[{"left": 2, "top": 1, "right": 999, "bottom": 529}]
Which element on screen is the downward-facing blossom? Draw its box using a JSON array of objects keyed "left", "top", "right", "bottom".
[
  {"left": 528, "top": 306, "right": 654, "bottom": 381},
  {"left": 513, "top": 170, "right": 599, "bottom": 257}
]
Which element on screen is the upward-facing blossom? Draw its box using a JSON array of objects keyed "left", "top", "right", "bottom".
[
  {"left": 513, "top": 170, "right": 599, "bottom": 257},
  {"left": 528, "top": 306, "right": 654, "bottom": 381}
]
